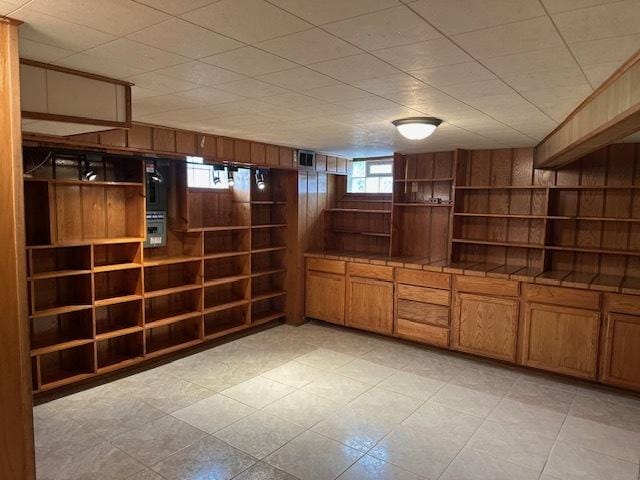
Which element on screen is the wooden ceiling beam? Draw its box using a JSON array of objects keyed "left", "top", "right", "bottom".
[{"left": 535, "top": 48, "right": 640, "bottom": 169}]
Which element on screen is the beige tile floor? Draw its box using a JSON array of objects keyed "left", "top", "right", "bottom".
[{"left": 35, "top": 321, "right": 640, "bottom": 480}]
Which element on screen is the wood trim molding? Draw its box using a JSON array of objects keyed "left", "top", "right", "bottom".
[
  {"left": 20, "top": 58, "right": 134, "bottom": 87},
  {"left": 535, "top": 48, "right": 640, "bottom": 169},
  {"left": 0, "top": 21, "right": 36, "bottom": 480}
]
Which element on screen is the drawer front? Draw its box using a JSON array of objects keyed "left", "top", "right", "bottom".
[
  {"left": 395, "top": 268, "right": 451, "bottom": 290},
  {"left": 348, "top": 262, "right": 394, "bottom": 281},
  {"left": 455, "top": 275, "right": 519, "bottom": 297},
  {"left": 396, "top": 299, "right": 449, "bottom": 327},
  {"left": 397, "top": 319, "right": 449, "bottom": 347},
  {"left": 307, "top": 257, "right": 345, "bottom": 275},
  {"left": 397, "top": 284, "right": 450, "bottom": 306},
  {"left": 607, "top": 293, "right": 640, "bottom": 315},
  {"left": 525, "top": 284, "right": 600, "bottom": 310}
]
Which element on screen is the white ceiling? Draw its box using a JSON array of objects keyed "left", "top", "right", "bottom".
[{"left": 4, "top": 0, "right": 640, "bottom": 158}]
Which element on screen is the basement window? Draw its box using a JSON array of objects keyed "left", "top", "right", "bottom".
[
  {"left": 186, "top": 156, "right": 229, "bottom": 189},
  {"left": 347, "top": 158, "right": 393, "bottom": 194}
]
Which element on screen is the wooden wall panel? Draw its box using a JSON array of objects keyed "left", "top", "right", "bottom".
[
  {"left": 0, "top": 19, "right": 36, "bottom": 480},
  {"left": 152, "top": 128, "right": 175, "bottom": 152}
]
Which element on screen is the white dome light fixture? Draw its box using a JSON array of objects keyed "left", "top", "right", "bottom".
[{"left": 392, "top": 117, "right": 442, "bottom": 140}]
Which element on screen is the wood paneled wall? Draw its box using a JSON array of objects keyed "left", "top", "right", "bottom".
[
  {"left": 293, "top": 171, "right": 331, "bottom": 323},
  {"left": 0, "top": 18, "right": 36, "bottom": 480}
]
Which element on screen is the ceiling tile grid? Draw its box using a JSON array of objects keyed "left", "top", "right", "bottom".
[{"left": 4, "top": 0, "right": 639, "bottom": 157}]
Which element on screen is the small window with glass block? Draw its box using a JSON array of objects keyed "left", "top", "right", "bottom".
[{"left": 347, "top": 158, "right": 393, "bottom": 194}]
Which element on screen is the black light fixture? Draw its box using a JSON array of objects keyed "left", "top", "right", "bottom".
[
  {"left": 227, "top": 165, "right": 238, "bottom": 187},
  {"left": 255, "top": 169, "right": 266, "bottom": 190},
  {"left": 212, "top": 164, "right": 225, "bottom": 187},
  {"left": 82, "top": 157, "right": 97, "bottom": 181},
  {"left": 148, "top": 159, "right": 163, "bottom": 183},
  {"left": 392, "top": 117, "right": 442, "bottom": 140}
]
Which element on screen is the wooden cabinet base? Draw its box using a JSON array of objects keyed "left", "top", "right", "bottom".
[
  {"left": 522, "top": 303, "right": 600, "bottom": 380},
  {"left": 397, "top": 319, "right": 449, "bottom": 347}
]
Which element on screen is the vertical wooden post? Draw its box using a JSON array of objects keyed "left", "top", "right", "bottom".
[{"left": 0, "top": 17, "right": 36, "bottom": 480}]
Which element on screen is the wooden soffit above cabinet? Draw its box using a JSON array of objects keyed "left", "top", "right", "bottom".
[{"left": 19, "top": 59, "right": 132, "bottom": 129}]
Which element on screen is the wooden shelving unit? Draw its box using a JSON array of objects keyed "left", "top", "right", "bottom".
[
  {"left": 390, "top": 151, "right": 455, "bottom": 262},
  {"left": 23, "top": 147, "right": 298, "bottom": 393}
]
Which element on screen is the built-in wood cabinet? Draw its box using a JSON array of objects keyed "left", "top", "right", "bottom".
[
  {"left": 304, "top": 254, "right": 640, "bottom": 392},
  {"left": 346, "top": 276, "right": 393, "bottom": 334},
  {"left": 305, "top": 270, "right": 345, "bottom": 325},
  {"left": 600, "top": 294, "right": 640, "bottom": 390},
  {"left": 522, "top": 303, "right": 600, "bottom": 379},
  {"left": 452, "top": 293, "right": 519, "bottom": 362}
]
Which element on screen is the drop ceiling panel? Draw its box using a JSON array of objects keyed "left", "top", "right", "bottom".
[
  {"left": 127, "top": 18, "right": 243, "bottom": 59},
  {"left": 181, "top": 0, "right": 312, "bottom": 43},
  {"left": 12, "top": 0, "right": 638, "bottom": 157}
]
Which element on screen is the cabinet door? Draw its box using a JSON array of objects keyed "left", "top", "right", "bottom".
[
  {"left": 600, "top": 313, "right": 640, "bottom": 391},
  {"left": 305, "top": 271, "right": 345, "bottom": 325},
  {"left": 522, "top": 303, "right": 600, "bottom": 379},
  {"left": 453, "top": 293, "right": 518, "bottom": 362},
  {"left": 347, "top": 277, "right": 393, "bottom": 334}
]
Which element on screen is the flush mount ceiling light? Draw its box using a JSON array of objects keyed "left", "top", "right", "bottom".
[{"left": 392, "top": 117, "right": 442, "bottom": 140}]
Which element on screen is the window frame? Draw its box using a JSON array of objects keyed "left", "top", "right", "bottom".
[{"left": 347, "top": 157, "right": 393, "bottom": 195}]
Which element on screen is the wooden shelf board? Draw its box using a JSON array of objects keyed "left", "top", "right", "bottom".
[
  {"left": 97, "top": 356, "right": 143, "bottom": 374},
  {"left": 252, "top": 310, "right": 286, "bottom": 325},
  {"left": 331, "top": 230, "right": 391, "bottom": 238},
  {"left": 145, "top": 311, "right": 202, "bottom": 329},
  {"left": 28, "top": 237, "right": 145, "bottom": 249},
  {"left": 252, "top": 290, "right": 286, "bottom": 302},
  {"left": 454, "top": 213, "right": 546, "bottom": 219},
  {"left": 549, "top": 185, "right": 640, "bottom": 190},
  {"left": 251, "top": 200, "right": 286, "bottom": 205},
  {"left": 547, "top": 216, "right": 640, "bottom": 223},
  {"left": 394, "top": 203, "right": 453, "bottom": 207},
  {"left": 204, "top": 250, "right": 250, "bottom": 260},
  {"left": 252, "top": 267, "right": 286, "bottom": 278},
  {"left": 251, "top": 246, "right": 287, "bottom": 253},
  {"left": 394, "top": 177, "right": 453, "bottom": 183},
  {"left": 143, "top": 256, "right": 202, "bottom": 267},
  {"left": 144, "top": 284, "right": 201, "bottom": 299},
  {"left": 95, "top": 294, "right": 143, "bottom": 307},
  {"left": 25, "top": 178, "right": 143, "bottom": 187},
  {"left": 94, "top": 263, "right": 142, "bottom": 273},
  {"left": 145, "top": 339, "right": 202, "bottom": 359},
  {"left": 452, "top": 239, "right": 545, "bottom": 249},
  {"left": 96, "top": 326, "right": 143, "bottom": 341},
  {"left": 326, "top": 209, "right": 391, "bottom": 214},
  {"left": 204, "top": 274, "right": 249, "bottom": 287},
  {"left": 455, "top": 185, "right": 549, "bottom": 190},
  {"left": 546, "top": 246, "right": 640, "bottom": 256},
  {"left": 204, "top": 323, "right": 249, "bottom": 341},
  {"left": 187, "top": 225, "right": 250, "bottom": 232},
  {"left": 31, "top": 338, "right": 94, "bottom": 357},
  {"left": 251, "top": 224, "right": 288, "bottom": 229},
  {"left": 203, "top": 299, "right": 249, "bottom": 314},
  {"left": 30, "top": 304, "right": 92, "bottom": 318},
  {"left": 29, "top": 269, "right": 92, "bottom": 280},
  {"left": 38, "top": 372, "right": 96, "bottom": 392}
]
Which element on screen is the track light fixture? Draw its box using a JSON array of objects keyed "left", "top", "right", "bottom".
[
  {"left": 255, "top": 169, "right": 266, "bottom": 190},
  {"left": 83, "top": 157, "right": 96, "bottom": 181},
  {"left": 227, "top": 166, "right": 237, "bottom": 187},
  {"left": 148, "top": 159, "right": 163, "bottom": 183},
  {"left": 213, "top": 171, "right": 221, "bottom": 185}
]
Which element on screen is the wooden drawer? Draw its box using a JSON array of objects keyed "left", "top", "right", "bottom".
[
  {"left": 395, "top": 268, "right": 450, "bottom": 290},
  {"left": 397, "top": 318, "right": 449, "bottom": 347},
  {"left": 396, "top": 299, "right": 449, "bottom": 327},
  {"left": 607, "top": 293, "right": 640, "bottom": 315},
  {"left": 525, "top": 284, "right": 600, "bottom": 310},
  {"left": 397, "top": 284, "right": 450, "bottom": 306},
  {"left": 455, "top": 275, "right": 519, "bottom": 297},
  {"left": 307, "top": 258, "right": 345, "bottom": 275},
  {"left": 348, "top": 262, "right": 393, "bottom": 281}
]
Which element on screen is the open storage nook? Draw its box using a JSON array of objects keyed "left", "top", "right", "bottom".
[
  {"left": 34, "top": 343, "right": 95, "bottom": 391},
  {"left": 204, "top": 304, "right": 248, "bottom": 338},
  {"left": 144, "top": 315, "right": 202, "bottom": 356},
  {"left": 95, "top": 300, "right": 143, "bottom": 337},
  {"left": 96, "top": 331, "right": 144, "bottom": 372}
]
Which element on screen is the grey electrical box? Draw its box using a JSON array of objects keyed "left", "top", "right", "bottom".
[{"left": 145, "top": 211, "right": 166, "bottom": 248}]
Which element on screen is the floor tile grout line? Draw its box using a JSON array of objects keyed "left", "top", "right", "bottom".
[{"left": 536, "top": 393, "right": 575, "bottom": 480}]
